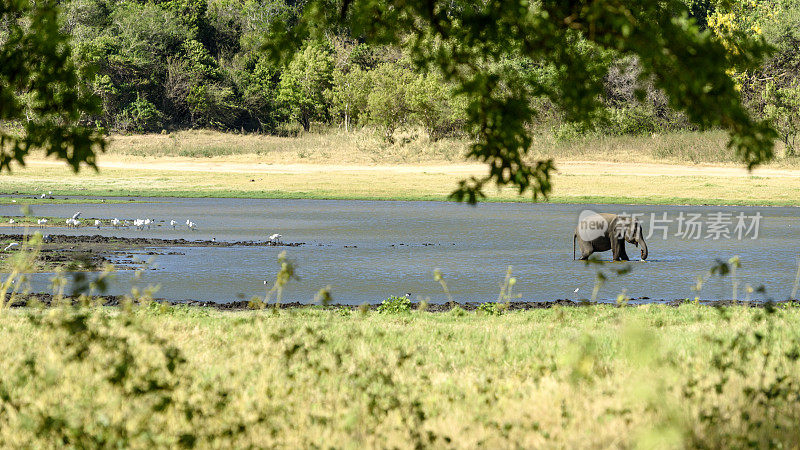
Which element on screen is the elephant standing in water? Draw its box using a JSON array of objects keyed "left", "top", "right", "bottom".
[{"left": 573, "top": 213, "right": 648, "bottom": 261}]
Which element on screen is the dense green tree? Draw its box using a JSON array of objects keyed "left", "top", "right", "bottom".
[
  {"left": 0, "top": 0, "right": 105, "bottom": 171},
  {"left": 365, "top": 63, "right": 414, "bottom": 141},
  {"left": 407, "top": 72, "right": 467, "bottom": 140},
  {"left": 763, "top": 83, "right": 800, "bottom": 156},
  {"left": 277, "top": 41, "right": 334, "bottom": 131},
  {"left": 703, "top": 0, "right": 800, "bottom": 156},
  {"left": 226, "top": 53, "right": 280, "bottom": 130},
  {"left": 328, "top": 66, "right": 370, "bottom": 131}
]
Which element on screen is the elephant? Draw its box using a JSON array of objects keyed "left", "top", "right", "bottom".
[{"left": 573, "top": 213, "right": 648, "bottom": 261}]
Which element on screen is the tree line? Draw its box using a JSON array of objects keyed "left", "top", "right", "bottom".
[
  {"left": 60, "top": 0, "right": 465, "bottom": 142},
  {"left": 44, "top": 0, "right": 791, "bottom": 151}
]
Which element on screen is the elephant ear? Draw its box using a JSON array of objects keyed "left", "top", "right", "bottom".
[{"left": 621, "top": 216, "right": 636, "bottom": 240}]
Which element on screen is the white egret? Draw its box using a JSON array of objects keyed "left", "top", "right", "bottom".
[
  {"left": 111, "top": 218, "right": 120, "bottom": 228},
  {"left": 8, "top": 219, "right": 15, "bottom": 228},
  {"left": 170, "top": 220, "right": 177, "bottom": 229},
  {"left": 188, "top": 221, "right": 197, "bottom": 231},
  {"left": 269, "top": 233, "right": 282, "bottom": 243},
  {"left": 3, "top": 242, "right": 19, "bottom": 251},
  {"left": 72, "top": 212, "right": 81, "bottom": 220},
  {"left": 95, "top": 220, "right": 101, "bottom": 228}
]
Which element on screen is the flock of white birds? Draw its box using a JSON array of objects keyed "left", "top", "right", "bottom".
[
  {"left": 7, "top": 211, "right": 201, "bottom": 231},
  {"left": 4, "top": 206, "right": 286, "bottom": 250}
]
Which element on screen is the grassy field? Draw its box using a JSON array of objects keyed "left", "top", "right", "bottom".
[
  {"left": 2, "top": 129, "right": 799, "bottom": 205},
  {"left": 2, "top": 158, "right": 800, "bottom": 206},
  {"left": 1, "top": 303, "right": 799, "bottom": 448}
]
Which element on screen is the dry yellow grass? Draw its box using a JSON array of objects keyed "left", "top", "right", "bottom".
[
  {"left": 4, "top": 129, "right": 799, "bottom": 205},
  {"left": 101, "top": 128, "right": 800, "bottom": 166},
  {"left": 103, "top": 128, "right": 468, "bottom": 164},
  {"left": 1, "top": 157, "right": 798, "bottom": 205}
]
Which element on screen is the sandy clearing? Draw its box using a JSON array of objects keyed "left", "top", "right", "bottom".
[{"left": 21, "top": 157, "right": 800, "bottom": 178}]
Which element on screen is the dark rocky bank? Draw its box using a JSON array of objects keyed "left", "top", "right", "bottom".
[{"left": 4, "top": 293, "right": 797, "bottom": 312}]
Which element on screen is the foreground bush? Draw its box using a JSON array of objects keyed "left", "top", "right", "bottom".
[{"left": 1, "top": 304, "right": 799, "bottom": 447}]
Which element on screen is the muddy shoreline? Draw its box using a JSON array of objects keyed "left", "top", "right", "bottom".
[
  {"left": 0, "top": 233, "right": 304, "bottom": 248},
  {"left": 3, "top": 293, "right": 796, "bottom": 311},
  {"left": 0, "top": 233, "right": 303, "bottom": 271}
]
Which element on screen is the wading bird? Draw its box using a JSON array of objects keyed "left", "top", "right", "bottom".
[
  {"left": 111, "top": 218, "right": 120, "bottom": 228},
  {"left": 8, "top": 219, "right": 14, "bottom": 228},
  {"left": 72, "top": 212, "right": 81, "bottom": 220},
  {"left": 170, "top": 220, "right": 177, "bottom": 229},
  {"left": 4, "top": 242, "right": 19, "bottom": 251},
  {"left": 269, "top": 233, "right": 282, "bottom": 244},
  {"left": 95, "top": 220, "right": 101, "bottom": 228}
]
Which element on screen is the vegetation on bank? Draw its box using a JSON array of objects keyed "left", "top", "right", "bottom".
[
  {"left": 97, "top": 128, "right": 799, "bottom": 165},
  {"left": 1, "top": 303, "right": 799, "bottom": 448}
]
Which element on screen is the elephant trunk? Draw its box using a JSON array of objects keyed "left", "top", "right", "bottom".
[{"left": 637, "top": 227, "right": 648, "bottom": 260}]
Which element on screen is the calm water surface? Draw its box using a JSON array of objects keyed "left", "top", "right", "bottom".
[{"left": 3, "top": 198, "right": 799, "bottom": 304}]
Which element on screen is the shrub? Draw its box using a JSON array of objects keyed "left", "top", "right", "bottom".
[
  {"left": 477, "top": 302, "right": 507, "bottom": 316},
  {"left": 117, "top": 95, "right": 164, "bottom": 133},
  {"left": 377, "top": 295, "right": 411, "bottom": 314}
]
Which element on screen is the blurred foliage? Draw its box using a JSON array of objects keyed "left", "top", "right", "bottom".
[{"left": 0, "top": 0, "right": 105, "bottom": 172}]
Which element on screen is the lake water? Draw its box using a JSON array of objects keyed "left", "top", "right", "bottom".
[{"left": 3, "top": 198, "right": 799, "bottom": 304}]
